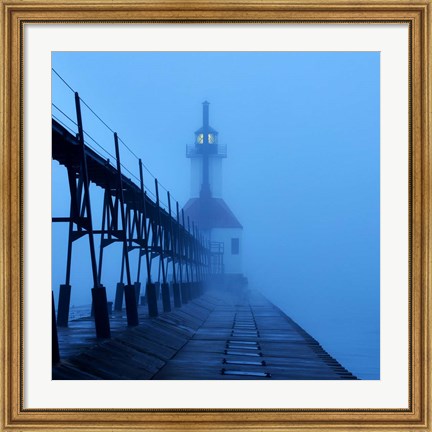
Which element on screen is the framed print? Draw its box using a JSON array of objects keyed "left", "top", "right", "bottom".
[{"left": 1, "top": 0, "right": 431, "bottom": 431}]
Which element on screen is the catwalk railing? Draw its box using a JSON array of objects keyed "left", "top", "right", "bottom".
[{"left": 51, "top": 89, "right": 211, "bottom": 365}]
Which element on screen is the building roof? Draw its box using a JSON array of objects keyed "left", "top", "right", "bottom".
[{"left": 183, "top": 197, "right": 243, "bottom": 230}]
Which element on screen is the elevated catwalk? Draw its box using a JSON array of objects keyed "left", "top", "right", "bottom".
[{"left": 53, "top": 290, "right": 356, "bottom": 380}]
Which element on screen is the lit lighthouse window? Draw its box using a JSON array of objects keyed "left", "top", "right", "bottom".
[{"left": 197, "top": 133, "right": 215, "bottom": 144}]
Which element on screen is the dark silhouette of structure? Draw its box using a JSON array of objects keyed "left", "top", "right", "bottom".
[{"left": 52, "top": 91, "right": 209, "bottom": 362}]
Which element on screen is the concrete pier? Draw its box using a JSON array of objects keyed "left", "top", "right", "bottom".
[{"left": 52, "top": 289, "right": 356, "bottom": 380}]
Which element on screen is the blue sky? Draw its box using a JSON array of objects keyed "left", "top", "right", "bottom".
[{"left": 52, "top": 51, "right": 380, "bottom": 379}]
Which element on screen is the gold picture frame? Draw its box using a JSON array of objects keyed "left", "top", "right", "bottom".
[{"left": 1, "top": 0, "right": 431, "bottom": 430}]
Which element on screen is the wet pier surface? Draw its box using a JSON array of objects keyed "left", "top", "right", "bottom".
[{"left": 53, "top": 290, "right": 357, "bottom": 380}]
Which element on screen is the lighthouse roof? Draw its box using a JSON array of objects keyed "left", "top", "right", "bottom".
[
  {"left": 183, "top": 197, "right": 242, "bottom": 230},
  {"left": 194, "top": 125, "right": 218, "bottom": 135}
]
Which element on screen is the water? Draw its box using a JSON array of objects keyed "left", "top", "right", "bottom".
[
  {"left": 68, "top": 304, "right": 91, "bottom": 321},
  {"left": 264, "top": 291, "right": 379, "bottom": 380}
]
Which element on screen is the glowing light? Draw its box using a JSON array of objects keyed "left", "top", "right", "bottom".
[{"left": 197, "top": 133, "right": 215, "bottom": 144}]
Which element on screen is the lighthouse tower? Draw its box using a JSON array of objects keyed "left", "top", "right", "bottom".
[{"left": 183, "top": 102, "right": 244, "bottom": 285}]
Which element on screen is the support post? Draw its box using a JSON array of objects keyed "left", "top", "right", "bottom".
[
  {"left": 172, "top": 282, "right": 181, "bottom": 308},
  {"left": 192, "top": 223, "right": 200, "bottom": 289},
  {"left": 97, "top": 189, "right": 108, "bottom": 286},
  {"left": 75, "top": 92, "right": 110, "bottom": 339},
  {"left": 181, "top": 209, "right": 190, "bottom": 304},
  {"left": 134, "top": 281, "right": 141, "bottom": 305},
  {"left": 138, "top": 160, "right": 155, "bottom": 318},
  {"left": 161, "top": 282, "right": 171, "bottom": 312},
  {"left": 114, "top": 282, "right": 124, "bottom": 311},
  {"left": 57, "top": 284, "right": 71, "bottom": 327},
  {"left": 124, "top": 284, "right": 139, "bottom": 326},
  {"left": 175, "top": 201, "right": 184, "bottom": 308},
  {"left": 182, "top": 210, "right": 190, "bottom": 282},
  {"left": 146, "top": 282, "right": 158, "bottom": 317},
  {"left": 57, "top": 187, "right": 75, "bottom": 329},
  {"left": 155, "top": 179, "right": 170, "bottom": 313},
  {"left": 91, "top": 287, "right": 111, "bottom": 338},
  {"left": 52, "top": 292, "right": 60, "bottom": 365},
  {"left": 181, "top": 283, "right": 189, "bottom": 304},
  {"left": 114, "top": 132, "right": 138, "bottom": 327},
  {"left": 166, "top": 191, "right": 178, "bottom": 311},
  {"left": 188, "top": 217, "right": 194, "bottom": 286}
]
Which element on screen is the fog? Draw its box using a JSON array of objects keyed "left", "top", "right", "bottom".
[{"left": 52, "top": 52, "right": 379, "bottom": 379}]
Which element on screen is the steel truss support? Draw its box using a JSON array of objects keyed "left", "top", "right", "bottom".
[
  {"left": 52, "top": 105, "right": 211, "bottom": 353},
  {"left": 114, "top": 132, "right": 139, "bottom": 326},
  {"left": 174, "top": 201, "right": 184, "bottom": 306},
  {"left": 154, "top": 179, "right": 171, "bottom": 313},
  {"left": 167, "top": 194, "right": 181, "bottom": 308},
  {"left": 53, "top": 93, "right": 111, "bottom": 340}
]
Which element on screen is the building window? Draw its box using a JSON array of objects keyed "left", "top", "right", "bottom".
[{"left": 231, "top": 238, "right": 239, "bottom": 255}]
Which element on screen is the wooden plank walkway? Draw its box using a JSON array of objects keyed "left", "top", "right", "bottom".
[{"left": 53, "top": 290, "right": 356, "bottom": 380}]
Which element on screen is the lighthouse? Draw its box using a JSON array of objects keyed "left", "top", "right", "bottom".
[{"left": 183, "top": 102, "right": 245, "bottom": 287}]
